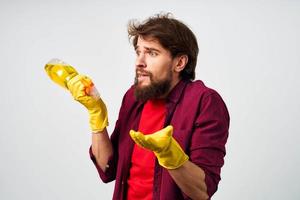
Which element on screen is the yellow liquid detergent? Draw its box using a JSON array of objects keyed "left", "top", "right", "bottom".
[{"left": 45, "top": 60, "right": 78, "bottom": 89}]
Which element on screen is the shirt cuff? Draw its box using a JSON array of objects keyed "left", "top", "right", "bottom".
[{"left": 89, "top": 145, "right": 116, "bottom": 183}]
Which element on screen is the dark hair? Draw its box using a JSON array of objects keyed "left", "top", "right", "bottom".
[{"left": 128, "top": 13, "right": 199, "bottom": 80}]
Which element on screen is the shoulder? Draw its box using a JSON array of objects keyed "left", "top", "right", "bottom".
[
  {"left": 122, "top": 85, "right": 136, "bottom": 104},
  {"left": 188, "top": 80, "right": 230, "bottom": 121},
  {"left": 184, "top": 80, "right": 220, "bottom": 100},
  {"left": 118, "top": 85, "right": 139, "bottom": 114},
  {"left": 183, "top": 80, "right": 229, "bottom": 116}
]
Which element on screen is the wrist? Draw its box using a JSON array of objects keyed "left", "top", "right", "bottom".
[
  {"left": 155, "top": 138, "right": 189, "bottom": 169},
  {"left": 89, "top": 111, "right": 109, "bottom": 132}
]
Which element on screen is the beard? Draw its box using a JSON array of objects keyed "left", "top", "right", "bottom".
[{"left": 134, "top": 69, "right": 172, "bottom": 102}]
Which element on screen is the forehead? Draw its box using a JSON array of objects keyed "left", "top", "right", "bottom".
[{"left": 136, "top": 36, "right": 166, "bottom": 51}]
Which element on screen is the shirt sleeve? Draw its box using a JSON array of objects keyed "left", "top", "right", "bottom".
[
  {"left": 89, "top": 88, "right": 132, "bottom": 183},
  {"left": 89, "top": 147, "right": 116, "bottom": 183},
  {"left": 189, "top": 91, "right": 230, "bottom": 197},
  {"left": 89, "top": 119, "right": 121, "bottom": 183}
]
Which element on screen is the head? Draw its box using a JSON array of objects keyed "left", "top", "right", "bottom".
[{"left": 128, "top": 13, "right": 199, "bottom": 101}]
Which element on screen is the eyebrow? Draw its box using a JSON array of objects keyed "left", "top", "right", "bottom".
[{"left": 135, "top": 46, "right": 161, "bottom": 53}]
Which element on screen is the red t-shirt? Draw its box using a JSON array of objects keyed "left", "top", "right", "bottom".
[{"left": 127, "top": 99, "right": 166, "bottom": 200}]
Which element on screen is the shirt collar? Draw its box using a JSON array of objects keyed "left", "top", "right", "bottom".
[{"left": 166, "top": 79, "right": 189, "bottom": 104}]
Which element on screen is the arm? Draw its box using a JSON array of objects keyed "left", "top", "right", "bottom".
[
  {"left": 91, "top": 128, "right": 113, "bottom": 172},
  {"left": 129, "top": 92, "right": 229, "bottom": 199},
  {"left": 168, "top": 161, "right": 208, "bottom": 200},
  {"left": 67, "top": 75, "right": 113, "bottom": 172},
  {"left": 130, "top": 126, "right": 208, "bottom": 200}
]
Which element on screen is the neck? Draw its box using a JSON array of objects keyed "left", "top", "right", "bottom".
[{"left": 159, "top": 77, "right": 181, "bottom": 99}]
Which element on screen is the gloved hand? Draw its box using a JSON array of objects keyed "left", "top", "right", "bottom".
[
  {"left": 67, "top": 74, "right": 108, "bottom": 133},
  {"left": 129, "top": 125, "right": 188, "bottom": 169}
]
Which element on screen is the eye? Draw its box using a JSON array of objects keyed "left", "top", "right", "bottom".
[
  {"left": 148, "top": 51, "right": 158, "bottom": 57},
  {"left": 135, "top": 50, "right": 141, "bottom": 56}
]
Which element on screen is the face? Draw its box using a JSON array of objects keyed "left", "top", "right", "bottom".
[{"left": 134, "top": 36, "right": 179, "bottom": 101}]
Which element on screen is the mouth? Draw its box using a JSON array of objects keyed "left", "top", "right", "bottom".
[
  {"left": 137, "top": 73, "right": 149, "bottom": 78},
  {"left": 136, "top": 70, "right": 151, "bottom": 78},
  {"left": 135, "top": 72, "right": 151, "bottom": 86}
]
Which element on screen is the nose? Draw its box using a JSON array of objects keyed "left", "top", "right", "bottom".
[{"left": 135, "top": 53, "right": 146, "bottom": 69}]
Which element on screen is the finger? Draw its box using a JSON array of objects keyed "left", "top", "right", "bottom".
[
  {"left": 143, "top": 135, "right": 159, "bottom": 151},
  {"left": 68, "top": 75, "right": 92, "bottom": 97},
  {"left": 136, "top": 134, "right": 149, "bottom": 148},
  {"left": 72, "top": 81, "right": 86, "bottom": 99},
  {"left": 81, "top": 76, "right": 93, "bottom": 87},
  {"left": 146, "top": 125, "right": 173, "bottom": 139},
  {"left": 67, "top": 74, "right": 83, "bottom": 89},
  {"left": 162, "top": 125, "right": 173, "bottom": 137},
  {"left": 130, "top": 130, "right": 148, "bottom": 148},
  {"left": 129, "top": 130, "right": 142, "bottom": 145},
  {"left": 81, "top": 76, "right": 96, "bottom": 96}
]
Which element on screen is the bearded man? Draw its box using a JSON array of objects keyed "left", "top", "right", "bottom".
[{"left": 67, "top": 13, "right": 230, "bottom": 200}]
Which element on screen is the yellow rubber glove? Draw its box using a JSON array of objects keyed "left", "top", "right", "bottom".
[
  {"left": 67, "top": 74, "right": 108, "bottom": 133},
  {"left": 129, "top": 125, "right": 189, "bottom": 169}
]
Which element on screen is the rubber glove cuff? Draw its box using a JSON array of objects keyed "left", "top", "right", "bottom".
[
  {"left": 88, "top": 98, "right": 109, "bottom": 132},
  {"left": 67, "top": 74, "right": 109, "bottom": 133}
]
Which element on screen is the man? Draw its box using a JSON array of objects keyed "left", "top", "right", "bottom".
[{"left": 67, "top": 13, "right": 229, "bottom": 200}]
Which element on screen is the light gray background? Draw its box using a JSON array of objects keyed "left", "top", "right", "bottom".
[{"left": 1, "top": 0, "right": 299, "bottom": 199}]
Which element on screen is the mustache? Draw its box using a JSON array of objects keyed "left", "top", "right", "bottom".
[
  {"left": 134, "top": 70, "right": 153, "bottom": 85},
  {"left": 135, "top": 69, "right": 152, "bottom": 76}
]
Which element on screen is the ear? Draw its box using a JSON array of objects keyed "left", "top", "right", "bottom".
[{"left": 174, "top": 55, "right": 188, "bottom": 73}]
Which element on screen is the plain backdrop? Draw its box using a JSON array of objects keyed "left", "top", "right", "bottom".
[{"left": 1, "top": 0, "right": 299, "bottom": 199}]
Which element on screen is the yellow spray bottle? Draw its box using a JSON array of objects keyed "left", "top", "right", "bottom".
[
  {"left": 44, "top": 58, "right": 95, "bottom": 95},
  {"left": 45, "top": 58, "right": 108, "bottom": 132},
  {"left": 44, "top": 58, "right": 79, "bottom": 89}
]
